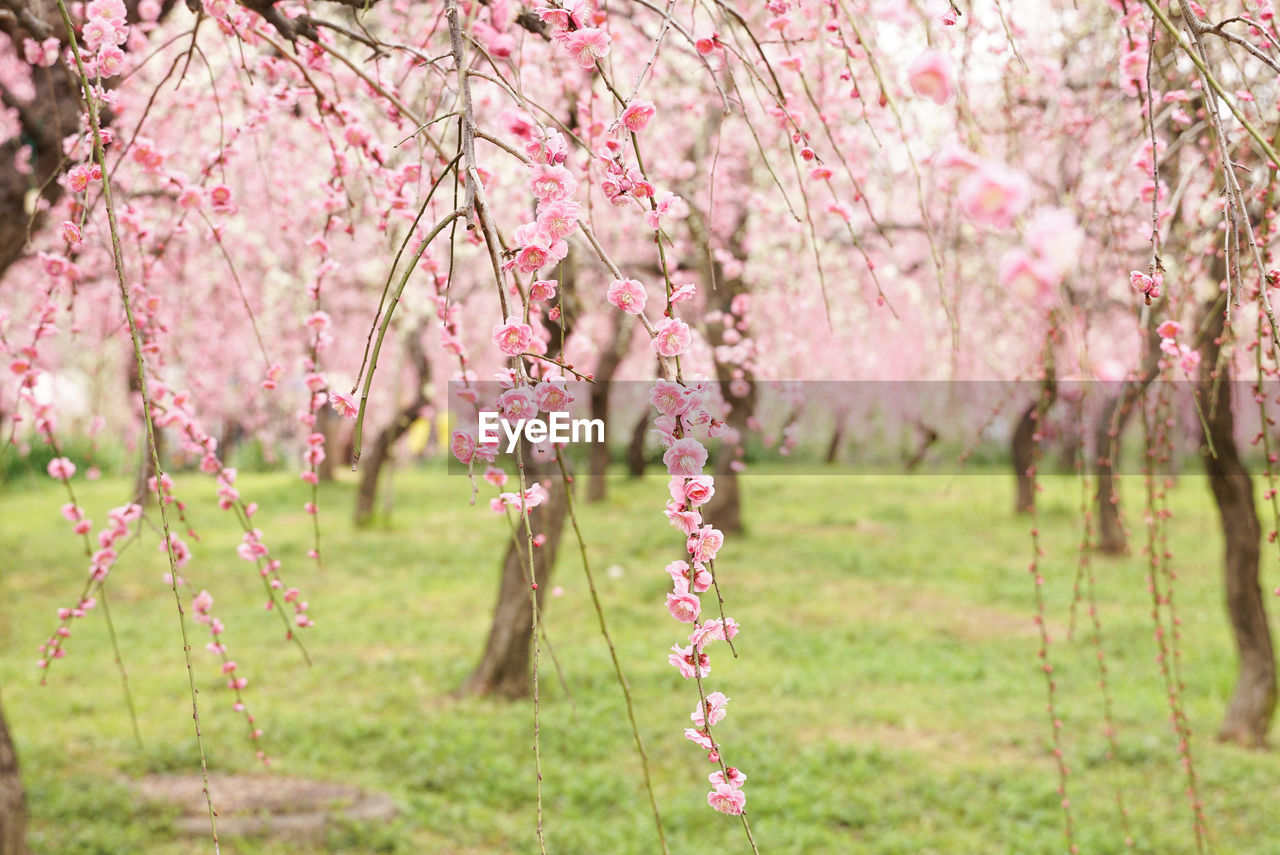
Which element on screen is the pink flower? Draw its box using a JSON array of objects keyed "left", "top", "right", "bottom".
[
  {"left": 665, "top": 503, "right": 703, "bottom": 535},
  {"left": 707, "top": 785, "right": 746, "bottom": 815},
  {"left": 688, "top": 525, "right": 724, "bottom": 562},
  {"left": 907, "top": 50, "right": 954, "bottom": 105},
  {"left": 666, "top": 591, "right": 701, "bottom": 623},
  {"left": 1157, "top": 320, "right": 1182, "bottom": 339},
  {"left": 691, "top": 617, "right": 739, "bottom": 647},
  {"left": 645, "top": 191, "right": 689, "bottom": 231},
  {"left": 329, "top": 391, "right": 358, "bottom": 418},
  {"left": 536, "top": 200, "right": 580, "bottom": 239},
  {"left": 530, "top": 279, "right": 557, "bottom": 301},
  {"left": 97, "top": 45, "right": 125, "bottom": 77},
  {"left": 958, "top": 163, "right": 1028, "bottom": 229},
  {"left": 619, "top": 100, "right": 656, "bottom": 132},
  {"left": 498, "top": 386, "right": 538, "bottom": 419},
  {"left": 492, "top": 317, "right": 534, "bottom": 356},
  {"left": 691, "top": 691, "right": 729, "bottom": 727},
  {"left": 685, "top": 727, "right": 715, "bottom": 754},
  {"left": 530, "top": 164, "right": 576, "bottom": 202},
  {"left": 683, "top": 476, "right": 715, "bottom": 507},
  {"left": 60, "top": 221, "right": 82, "bottom": 245},
  {"left": 535, "top": 379, "right": 573, "bottom": 412},
  {"left": 1130, "top": 271, "right": 1162, "bottom": 300},
  {"left": 651, "top": 318, "right": 692, "bottom": 357},
  {"left": 61, "top": 503, "right": 84, "bottom": 522},
  {"left": 513, "top": 237, "right": 557, "bottom": 273},
  {"left": 607, "top": 278, "right": 647, "bottom": 314},
  {"left": 47, "top": 457, "right": 76, "bottom": 480},
  {"left": 562, "top": 27, "right": 612, "bottom": 68},
  {"left": 668, "top": 643, "right": 710, "bottom": 679},
  {"left": 209, "top": 184, "right": 236, "bottom": 213},
  {"left": 710, "top": 767, "right": 746, "bottom": 790},
  {"left": 664, "top": 438, "right": 708, "bottom": 477},
  {"left": 650, "top": 380, "right": 693, "bottom": 416},
  {"left": 23, "top": 37, "right": 59, "bottom": 67},
  {"left": 451, "top": 430, "right": 477, "bottom": 465},
  {"left": 68, "top": 165, "right": 94, "bottom": 193},
  {"left": 1178, "top": 344, "right": 1201, "bottom": 372}
]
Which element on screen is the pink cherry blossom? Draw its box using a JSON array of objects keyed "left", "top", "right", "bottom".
[
  {"left": 498, "top": 386, "right": 538, "bottom": 419},
  {"left": 492, "top": 317, "right": 534, "bottom": 356},
  {"left": 645, "top": 191, "right": 689, "bottom": 231},
  {"left": 1158, "top": 320, "right": 1182, "bottom": 339},
  {"left": 666, "top": 591, "right": 701, "bottom": 623},
  {"left": 709, "top": 766, "right": 746, "bottom": 790},
  {"left": 561, "top": 27, "right": 611, "bottom": 68},
  {"left": 664, "top": 437, "right": 708, "bottom": 477},
  {"left": 329, "top": 391, "right": 358, "bottom": 418},
  {"left": 668, "top": 643, "right": 710, "bottom": 679},
  {"left": 47, "top": 458, "right": 76, "bottom": 480},
  {"left": 536, "top": 200, "right": 580, "bottom": 240},
  {"left": 650, "top": 379, "right": 693, "bottom": 416},
  {"left": 651, "top": 318, "right": 692, "bottom": 357},
  {"left": 691, "top": 691, "right": 729, "bottom": 727},
  {"left": 958, "top": 162, "right": 1029, "bottom": 229},
  {"left": 607, "top": 278, "right": 647, "bottom": 314},
  {"left": 907, "top": 51, "right": 954, "bottom": 105},
  {"left": 707, "top": 785, "right": 746, "bottom": 815},
  {"left": 530, "top": 164, "right": 576, "bottom": 202},
  {"left": 689, "top": 525, "right": 725, "bottom": 562},
  {"left": 683, "top": 476, "right": 716, "bottom": 507},
  {"left": 620, "top": 100, "right": 656, "bottom": 132},
  {"left": 534, "top": 379, "right": 573, "bottom": 412},
  {"left": 665, "top": 503, "right": 703, "bottom": 535},
  {"left": 530, "top": 279, "right": 557, "bottom": 301}
]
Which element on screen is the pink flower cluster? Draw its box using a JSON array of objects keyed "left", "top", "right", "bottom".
[
  {"left": 190, "top": 588, "right": 269, "bottom": 763},
  {"left": 533, "top": 1, "right": 611, "bottom": 68},
  {"left": 642, "top": 375, "right": 747, "bottom": 814},
  {"left": 1157, "top": 319, "right": 1201, "bottom": 372},
  {"left": 39, "top": 502, "right": 143, "bottom": 669}
]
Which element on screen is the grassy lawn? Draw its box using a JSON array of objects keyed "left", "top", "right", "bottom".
[{"left": 1, "top": 464, "right": 1278, "bottom": 854}]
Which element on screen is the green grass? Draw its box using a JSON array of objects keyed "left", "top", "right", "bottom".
[{"left": 1, "top": 464, "right": 1278, "bottom": 854}]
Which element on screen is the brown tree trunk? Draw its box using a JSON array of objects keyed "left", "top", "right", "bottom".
[
  {"left": 0, "top": 696, "right": 26, "bottom": 855},
  {"left": 462, "top": 250, "right": 579, "bottom": 698},
  {"left": 1012, "top": 402, "right": 1038, "bottom": 515},
  {"left": 586, "top": 313, "right": 632, "bottom": 503},
  {"left": 904, "top": 423, "right": 939, "bottom": 472},
  {"left": 626, "top": 409, "right": 649, "bottom": 478},
  {"left": 461, "top": 464, "right": 570, "bottom": 698},
  {"left": 354, "top": 330, "right": 429, "bottom": 527},
  {"left": 1199, "top": 301, "right": 1276, "bottom": 748},
  {"left": 1093, "top": 394, "right": 1128, "bottom": 553},
  {"left": 314, "top": 406, "right": 336, "bottom": 483},
  {"left": 825, "top": 418, "right": 845, "bottom": 465},
  {"left": 128, "top": 354, "right": 162, "bottom": 504}
]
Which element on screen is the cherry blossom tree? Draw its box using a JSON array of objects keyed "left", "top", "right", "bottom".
[{"left": 8, "top": 0, "right": 1280, "bottom": 852}]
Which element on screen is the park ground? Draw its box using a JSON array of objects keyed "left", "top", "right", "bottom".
[{"left": 1, "top": 465, "right": 1279, "bottom": 854}]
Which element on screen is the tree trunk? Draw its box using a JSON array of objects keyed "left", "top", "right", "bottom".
[
  {"left": 586, "top": 314, "right": 632, "bottom": 503},
  {"left": 462, "top": 248, "right": 579, "bottom": 698},
  {"left": 0, "top": 697, "right": 26, "bottom": 855},
  {"left": 1199, "top": 302, "right": 1276, "bottom": 748},
  {"left": 354, "top": 329, "right": 429, "bottom": 527},
  {"left": 626, "top": 409, "right": 649, "bottom": 478},
  {"left": 904, "top": 423, "right": 939, "bottom": 472},
  {"left": 315, "top": 406, "right": 336, "bottom": 483},
  {"left": 825, "top": 419, "right": 845, "bottom": 465},
  {"left": 128, "top": 354, "right": 162, "bottom": 503},
  {"left": 1093, "top": 394, "right": 1128, "bottom": 553},
  {"left": 1011, "top": 402, "right": 1038, "bottom": 515},
  {"left": 461, "top": 470, "right": 570, "bottom": 698}
]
